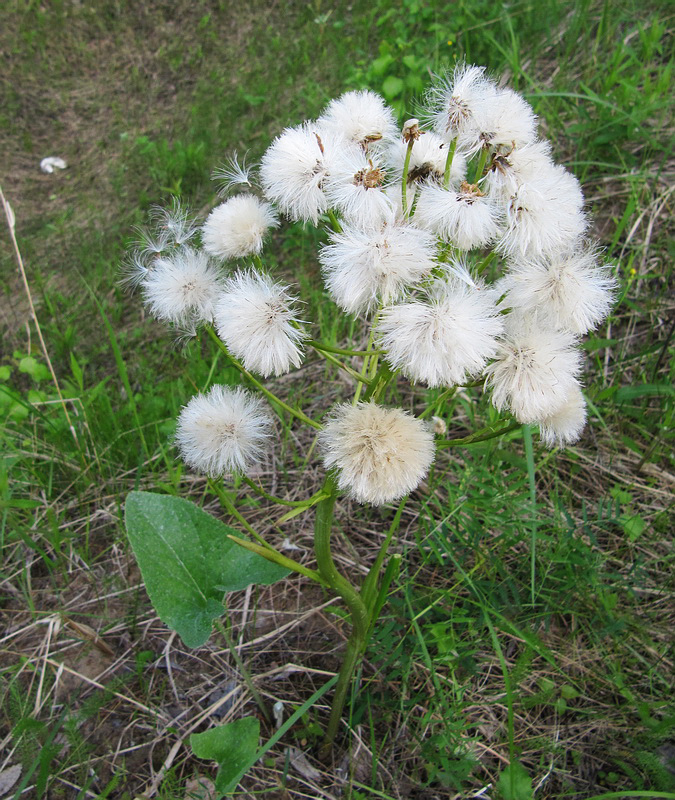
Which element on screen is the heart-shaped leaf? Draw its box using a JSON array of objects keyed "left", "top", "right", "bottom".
[
  {"left": 190, "top": 717, "right": 260, "bottom": 795},
  {"left": 125, "top": 491, "right": 288, "bottom": 648}
]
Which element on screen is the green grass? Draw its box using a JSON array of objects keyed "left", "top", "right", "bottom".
[{"left": 1, "top": 0, "right": 673, "bottom": 797}]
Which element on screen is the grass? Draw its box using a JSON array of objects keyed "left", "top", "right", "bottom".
[{"left": 1, "top": 0, "right": 673, "bottom": 797}]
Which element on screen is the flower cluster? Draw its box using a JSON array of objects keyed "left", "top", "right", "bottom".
[{"left": 124, "top": 65, "right": 615, "bottom": 506}]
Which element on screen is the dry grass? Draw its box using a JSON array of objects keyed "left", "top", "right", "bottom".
[{"left": 1, "top": 0, "right": 673, "bottom": 797}]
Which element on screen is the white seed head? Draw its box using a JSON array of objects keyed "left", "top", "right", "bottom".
[
  {"left": 377, "top": 276, "right": 504, "bottom": 386},
  {"left": 202, "top": 195, "right": 279, "bottom": 260},
  {"left": 414, "top": 182, "right": 502, "bottom": 250},
  {"left": 426, "top": 63, "right": 497, "bottom": 149},
  {"left": 320, "top": 402, "right": 435, "bottom": 506},
  {"left": 323, "top": 146, "right": 393, "bottom": 228},
  {"left": 470, "top": 87, "right": 538, "bottom": 152},
  {"left": 499, "top": 247, "right": 617, "bottom": 334},
  {"left": 497, "top": 164, "right": 588, "bottom": 258},
  {"left": 485, "top": 140, "right": 554, "bottom": 199},
  {"left": 260, "top": 122, "right": 349, "bottom": 224},
  {"left": 141, "top": 247, "right": 224, "bottom": 325},
  {"left": 214, "top": 271, "right": 306, "bottom": 377},
  {"left": 319, "top": 90, "right": 398, "bottom": 150},
  {"left": 175, "top": 385, "right": 272, "bottom": 476},
  {"left": 538, "top": 385, "right": 587, "bottom": 448},
  {"left": 318, "top": 215, "right": 438, "bottom": 314},
  {"left": 485, "top": 315, "right": 583, "bottom": 423}
]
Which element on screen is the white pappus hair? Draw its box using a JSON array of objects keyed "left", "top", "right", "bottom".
[
  {"left": 318, "top": 90, "right": 398, "bottom": 150},
  {"left": 318, "top": 215, "right": 438, "bottom": 315},
  {"left": 499, "top": 246, "right": 617, "bottom": 334},
  {"left": 260, "top": 122, "right": 351, "bottom": 225},
  {"left": 202, "top": 195, "right": 279, "bottom": 260},
  {"left": 319, "top": 402, "right": 435, "bottom": 506},
  {"left": 214, "top": 270, "right": 306, "bottom": 377},
  {"left": 175, "top": 384, "right": 273, "bottom": 475},
  {"left": 485, "top": 314, "right": 583, "bottom": 423},
  {"left": 141, "top": 247, "right": 224, "bottom": 326},
  {"left": 377, "top": 276, "right": 504, "bottom": 387}
]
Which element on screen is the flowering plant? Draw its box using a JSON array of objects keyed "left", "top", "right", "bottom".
[{"left": 122, "top": 64, "right": 614, "bottom": 789}]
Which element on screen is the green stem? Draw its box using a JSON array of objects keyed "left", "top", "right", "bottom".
[
  {"left": 361, "top": 495, "right": 407, "bottom": 610},
  {"left": 401, "top": 138, "right": 414, "bottom": 217},
  {"left": 205, "top": 325, "right": 322, "bottom": 430},
  {"left": 472, "top": 145, "right": 490, "bottom": 184},
  {"left": 476, "top": 250, "right": 497, "bottom": 276},
  {"left": 252, "top": 253, "right": 265, "bottom": 272},
  {"left": 420, "top": 387, "right": 456, "bottom": 419},
  {"left": 208, "top": 478, "right": 273, "bottom": 550},
  {"left": 314, "top": 479, "right": 369, "bottom": 639},
  {"left": 353, "top": 311, "right": 381, "bottom": 405},
  {"left": 306, "top": 340, "right": 379, "bottom": 358},
  {"left": 437, "top": 420, "right": 520, "bottom": 448},
  {"left": 310, "top": 345, "right": 372, "bottom": 385},
  {"left": 314, "top": 476, "right": 370, "bottom": 750},
  {"left": 241, "top": 475, "right": 325, "bottom": 507},
  {"left": 227, "top": 535, "right": 328, "bottom": 586},
  {"left": 327, "top": 209, "right": 343, "bottom": 233},
  {"left": 443, "top": 138, "right": 458, "bottom": 188},
  {"left": 321, "top": 627, "right": 365, "bottom": 754}
]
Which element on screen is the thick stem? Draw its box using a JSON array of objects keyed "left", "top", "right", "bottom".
[
  {"left": 472, "top": 145, "right": 490, "bottom": 184},
  {"left": 401, "top": 138, "right": 414, "bottom": 217},
  {"left": 314, "top": 477, "right": 370, "bottom": 751},
  {"left": 320, "top": 628, "right": 365, "bottom": 756},
  {"left": 443, "top": 138, "right": 458, "bottom": 188},
  {"left": 314, "top": 480, "right": 369, "bottom": 639}
]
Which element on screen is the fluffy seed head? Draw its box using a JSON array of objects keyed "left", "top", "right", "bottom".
[
  {"left": 175, "top": 385, "right": 272, "bottom": 476},
  {"left": 260, "top": 123, "right": 349, "bottom": 224},
  {"left": 499, "top": 247, "right": 617, "bottom": 334},
  {"left": 141, "top": 247, "right": 224, "bottom": 325},
  {"left": 485, "top": 315, "right": 583, "bottom": 423},
  {"left": 320, "top": 402, "right": 435, "bottom": 506},
  {"left": 323, "top": 147, "right": 394, "bottom": 228},
  {"left": 202, "top": 195, "right": 279, "bottom": 260},
  {"left": 414, "top": 181, "right": 502, "bottom": 249},
  {"left": 427, "top": 64, "right": 497, "bottom": 149},
  {"left": 318, "top": 90, "right": 398, "bottom": 149},
  {"left": 470, "top": 87, "right": 538, "bottom": 153},
  {"left": 150, "top": 198, "right": 199, "bottom": 247},
  {"left": 377, "top": 276, "right": 504, "bottom": 386},
  {"left": 539, "top": 385, "right": 587, "bottom": 448},
  {"left": 485, "top": 140, "right": 554, "bottom": 199},
  {"left": 497, "top": 165, "right": 588, "bottom": 258},
  {"left": 319, "top": 216, "right": 438, "bottom": 314},
  {"left": 214, "top": 271, "right": 306, "bottom": 377}
]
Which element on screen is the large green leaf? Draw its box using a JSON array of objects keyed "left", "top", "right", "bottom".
[
  {"left": 496, "top": 759, "right": 533, "bottom": 800},
  {"left": 190, "top": 717, "right": 260, "bottom": 795},
  {"left": 125, "top": 491, "right": 288, "bottom": 648}
]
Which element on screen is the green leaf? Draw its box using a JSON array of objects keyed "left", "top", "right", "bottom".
[
  {"left": 18, "top": 356, "right": 50, "bottom": 382},
  {"left": 620, "top": 513, "right": 647, "bottom": 541},
  {"left": 125, "top": 491, "right": 289, "bottom": 648},
  {"left": 615, "top": 383, "right": 674, "bottom": 402},
  {"left": 496, "top": 760, "right": 533, "bottom": 800},
  {"left": 190, "top": 717, "right": 260, "bottom": 795},
  {"left": 382, "top": 75, "right": 404, "bottom": 98}
]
